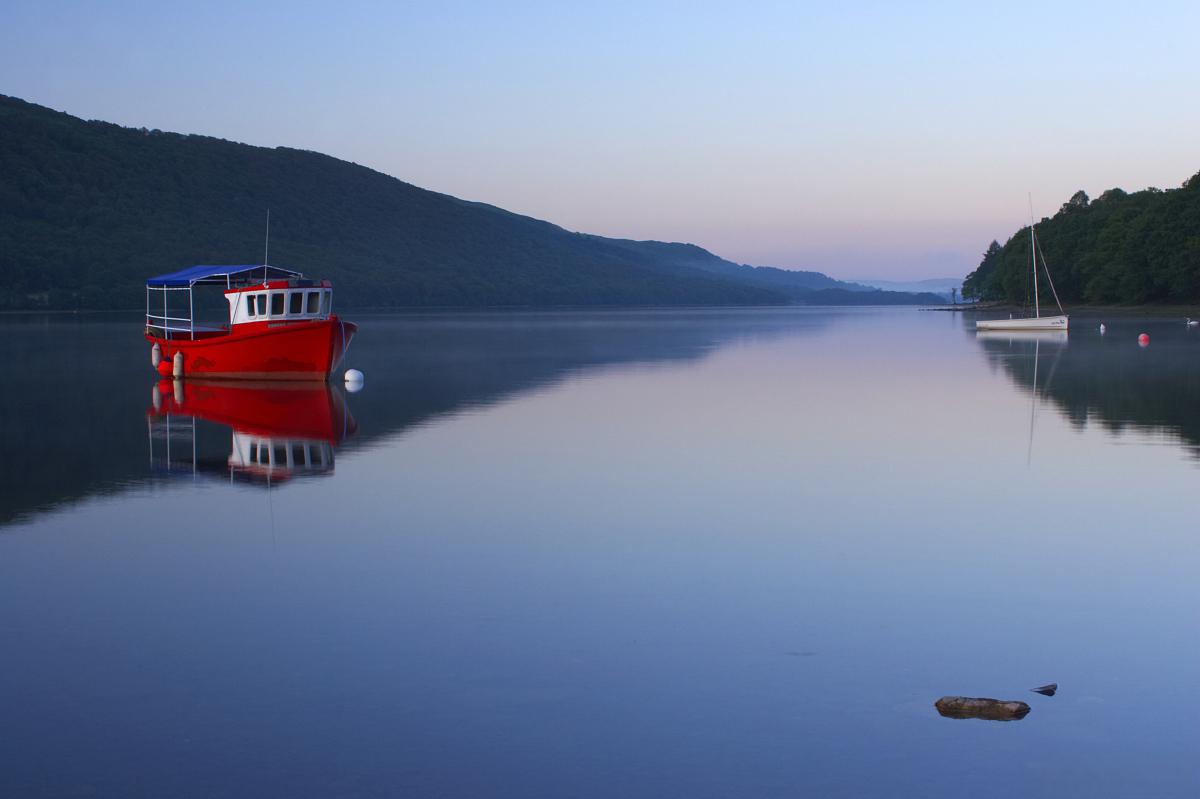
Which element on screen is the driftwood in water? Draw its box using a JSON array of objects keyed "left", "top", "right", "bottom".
[{"left": 935, "top": 696, "right": 1031, "bottom": 721}]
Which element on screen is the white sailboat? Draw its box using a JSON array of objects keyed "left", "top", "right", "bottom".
[{"left": 977, "top": 202, "right": 1069, "bottom": 331}]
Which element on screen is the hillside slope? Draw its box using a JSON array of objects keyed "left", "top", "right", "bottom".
[
  {"left": 594, "top": 237, "right": 873, "bottom": 296},
  {"left": 0, "top": 94, "right": 938, "bottom": 309}
]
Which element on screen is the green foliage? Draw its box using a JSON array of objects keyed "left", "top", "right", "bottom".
[
  {"left": 1061, "top": 190, "right": 1089, "bottom": 213},
  {"left": 962, "top": 174, "right": 1200, "bottom": 305},
  {"left": 962, "top": 241, "right": 1003, "bottom": 301}
]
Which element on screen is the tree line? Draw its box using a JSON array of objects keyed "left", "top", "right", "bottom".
[{"left": 963, "top": 173, "right": 1200, "bottom": 305}]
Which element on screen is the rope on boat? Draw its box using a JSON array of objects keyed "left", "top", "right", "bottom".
[
  {"left": 339, "top": 317, "right": 354, "bottom": 370},
  {"left": 338, "top": 317, "right": 353, "bottom": 441}
]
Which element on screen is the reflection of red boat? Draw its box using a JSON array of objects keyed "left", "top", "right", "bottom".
[
  {"left": 144, "top": 264, "right": 357, "bottom": 381},
  {"left": 148, "top": 380, "right": 356, "bottom": 483}
]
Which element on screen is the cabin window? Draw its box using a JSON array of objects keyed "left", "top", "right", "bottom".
[
  {"left": 271, "top": 292, "right": 284, "bottom": 316},
  {"left": 292, "top": 443, "right": 306, "bottom": 465},
  {"left": 273, "top": 444, "right": 287, "bottom": 465},
  {"left": 289, "top": 291, "right": 304, "bottom": 315},
  {"left": 306, "top": 291, "right": 320, "bottom": 314},
  {"left": 244, "top": 296, "right": 255, "bottom": 318},
  {"left": 321, "top": 291, "right": 331, "bottom": 316},
  {"left": 249, "top": 442, "right": 258, "bottom": 461}
]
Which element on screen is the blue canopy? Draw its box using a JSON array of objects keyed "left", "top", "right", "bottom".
[{"left": 146, "top": 264, "right": 304, "bottom": 288}]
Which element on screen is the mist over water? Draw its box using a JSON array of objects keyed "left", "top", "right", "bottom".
[{"left": 1, "top": 308, "right": 1197, "bottom": 797}]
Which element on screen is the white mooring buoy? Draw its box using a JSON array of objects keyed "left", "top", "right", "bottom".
[
  {"left": 1099, "top": 323, "right": 1106, "bottom": 334},
  {"left": 344, "top": 368, "right": 364, "bottom": 393}
]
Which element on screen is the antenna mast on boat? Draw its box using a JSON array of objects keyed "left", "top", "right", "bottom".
[
  {"left": 1028, "top": 194, "right": 1039, "bottom": 319},
  {"left": 263, "top": 208, "right": 270, "bottom": 286}
]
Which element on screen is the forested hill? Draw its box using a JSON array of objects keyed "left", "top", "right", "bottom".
[
  {"left": 964, "top": 174, "right": 1200, "bottom": 305},
  {"left": 0, "top": 94, "right": 941, "bottom": 310}
]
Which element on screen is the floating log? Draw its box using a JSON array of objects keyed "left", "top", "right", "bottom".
[{"left": 935, "top": 696, "right": 1031, "bottom": 721}]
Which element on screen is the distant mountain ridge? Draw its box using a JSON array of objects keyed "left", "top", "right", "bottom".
[
  {"left": 853, "top": 277, "right": 964, "bottom": 300},
  {"left": 0, "top": 94, "right": 942, "bottom": 310}
]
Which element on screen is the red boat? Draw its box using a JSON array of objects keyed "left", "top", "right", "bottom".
[{"left": 145, "top": 264, "right": 357, "bottom": 380}]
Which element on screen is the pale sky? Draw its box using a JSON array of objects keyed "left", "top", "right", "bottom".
[{"left": 4, "top": 1, "right": 1198, "bottom": 279}]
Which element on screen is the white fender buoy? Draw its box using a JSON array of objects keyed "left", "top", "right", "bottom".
[
  {"left": 344, "top": 369, "right": 364, "bottom": 393},
  {"left": 1099, "top": 323, "right": 1106, "bottom": 334},
  {"left": 152, "top": 383, "right": 162, "bottom": 412},
  {"left": 173, "top": 378, "right": 185, "bottom": 405},
  {"left": 172, "top": 351, "right": 184, "bottom": 378},
  {"left": 151, "top": 342, "right": 162, "bottom": 367}
]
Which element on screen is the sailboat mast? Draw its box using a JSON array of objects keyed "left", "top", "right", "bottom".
[{"left": 1029, "top": 195, "right": 1039, "bottom": 319}]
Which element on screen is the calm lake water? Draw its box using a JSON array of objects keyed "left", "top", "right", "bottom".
[{"left": 2, "top": 307, "right": 1198, "bottom": 797}]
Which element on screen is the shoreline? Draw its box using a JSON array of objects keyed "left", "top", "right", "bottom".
[
  {"left": 8, "top": 302, "right": 1200, "bottom": 318},
  {"left": 926, "top": 303, "right": 1200, "bottom": 315}
]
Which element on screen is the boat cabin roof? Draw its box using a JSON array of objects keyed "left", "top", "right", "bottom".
[
  {"left": 225, "top": 278, "right": 331, "bottom": 294},
  {"left": 146, "top": 264, "right": 304, "bottom": 288}
]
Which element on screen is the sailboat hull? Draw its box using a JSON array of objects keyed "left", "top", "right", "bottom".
[{"left": 976, "top": 315, "right": 1068, "bottom": 331}]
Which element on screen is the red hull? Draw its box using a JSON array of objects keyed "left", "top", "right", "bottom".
[{"left": 146, "top": 316, "right": 357, "bottom": 381}]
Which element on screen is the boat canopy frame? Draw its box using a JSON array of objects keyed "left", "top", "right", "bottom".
[{"left": 145, "top": 264, "right": 305, "bottom": 340}]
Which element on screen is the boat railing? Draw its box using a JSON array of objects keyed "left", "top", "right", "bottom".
[{"left": 146, "top": 285, "right": 195, "bottom": 340}]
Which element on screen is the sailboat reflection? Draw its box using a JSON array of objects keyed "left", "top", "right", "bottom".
[
  {"left": 975, "top": 329, "right": 1067, "bottom": 464},
  {"left": 975, "top": 329, "right": 1068, "bottom": 345},
  {"left": 147, "top": 380, "right": 356, "bottom": 484}
]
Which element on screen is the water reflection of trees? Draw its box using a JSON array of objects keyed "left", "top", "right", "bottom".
[
  {"left": 0, "top": 309, "right": 838, "bottom": 526},
  {"left": 975, "top": 327, "right": 1200, "bottom": 457}
]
